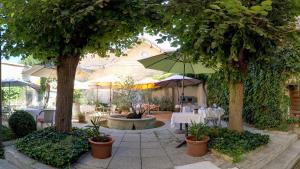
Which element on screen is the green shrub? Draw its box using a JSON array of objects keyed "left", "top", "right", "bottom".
[
  {"left": 8, "top": 110, "right": 37, "bottom": 138},
  {"left": 207, "top": 127, "right": 269, "bottom": 162},
  {"left": 0, "top": 143, "right": 3, "bottom": 159},
  {"left": 16, "top": 127, "right": 90, "bottom": 168},
  {"left": 0, "top": 125, "right": 16, "bottom": 142},
  {"left": 149, "top": 96, "right": 174, "bottom": 111}
]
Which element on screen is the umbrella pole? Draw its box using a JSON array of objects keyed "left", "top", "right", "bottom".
[
  {"left": 9, "top": 82, "right": 10, "bottom": 108},
  {"left": 110, "top": 83, "right": 112, "bottom": 106},
  {"left": 96, "top": 86, "right": 99, "bottom": 104},
  {"left": 181, "top": 64, "right": 185, "bottom": 111}
]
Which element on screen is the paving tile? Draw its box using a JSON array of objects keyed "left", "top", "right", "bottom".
[
  {"left": 123, "top": 133, "right": 140, "bottom": 142},
  {"left": 141, "top": 142, "right": 162, "bottom": 149},
  {"left": 115, "top": 147, "right": 140, "bottom": 157},
  {"left": 108, "top": 156, "right": 141, "bottom": 169},
  {"left": 142, "top": 156, "right": 173, "bottom": 169},
  {"left": 142, "top": 148, "right": 166, "bottom": 157},
  {"left": 75, "top": 152, "right": 114, "bottom": 169},
  {"left": 119, "top": 141, "right": 140, "bottom": 149}
]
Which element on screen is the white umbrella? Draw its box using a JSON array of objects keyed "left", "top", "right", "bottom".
[
  {"left": 155, "top": 75, "right": 201, "bottom": 87},
  {"left": 88, "top": 75, "right": 121, "bottom": 105},
  {"left": 23, "top": 65, "right": 89, "bottom": 80},
  {"left": 74, "top": 81, "right": 89, "bottom": 90}
]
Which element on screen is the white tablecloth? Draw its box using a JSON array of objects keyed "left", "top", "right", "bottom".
[
  {"left": 21, "top": 108, "right": 42, "bottom": 120},
  {"left": 171, "top": 107, "right": 225, "bottom": 128},
  {"left": 171, "top": 112, "right": 206, "bottom": 128}
]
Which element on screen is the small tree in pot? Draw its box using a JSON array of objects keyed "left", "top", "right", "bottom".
[
  {"left": 186, "top": 122, "right": 209, "bottom": 157},
  {"left": 87, "top": 117, "right": 114, "bottom": 159}
]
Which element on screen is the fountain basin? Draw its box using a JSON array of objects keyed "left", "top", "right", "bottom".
[{"left": 107, "top": 115, "right": 156, "bottom": 130}]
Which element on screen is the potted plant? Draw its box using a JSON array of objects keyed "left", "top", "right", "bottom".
[
  {"left": 185, "top": 122, "right": 209, "bottom": 157},
  {"left": 77, "top": 112, "right": 86, "bottom": 123},
  {"left": 87, "top": 117, "right": 114, "bottom": 159}
]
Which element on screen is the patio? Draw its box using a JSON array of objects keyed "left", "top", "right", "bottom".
[{"left": 2, "top": 120, "right": 300, "bottom": 169}]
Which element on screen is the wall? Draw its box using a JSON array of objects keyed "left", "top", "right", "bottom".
[{"left": 151, "top": 84, "right": 207, "bottom": 107}]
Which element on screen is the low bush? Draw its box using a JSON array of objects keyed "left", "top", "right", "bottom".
[
  {"left": 8, "top": 110, "right": 36, "bottom": 138},
  {"left": 0, "top": 125, "right": 16, "bottom": 142},
  {"left": 0, "top": 143, "right": 3, "bottom": 159},
  {"left": 207, "top": 127, "right": 270, "bottom": 162},
  {"left": 16, "top": 127, "right": 90, "bottom": 168}
]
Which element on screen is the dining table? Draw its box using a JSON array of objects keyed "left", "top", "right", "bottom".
[{"left": 171, "top": 107, "right": 225, "bottom": 148}]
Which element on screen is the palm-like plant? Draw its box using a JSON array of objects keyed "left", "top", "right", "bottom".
[{"left": 87, "top": 116, "right": 109, "bottom": 142}]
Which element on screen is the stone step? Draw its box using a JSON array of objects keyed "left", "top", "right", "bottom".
[
  {"left": 236, "top": 133, "right": 298, "bottom": 169},
  {"left": 263, "top": 140, "right": 300, "bottom": 169},
  {"left": 0, "top": 159, "right": 19, "bottom": 169}
]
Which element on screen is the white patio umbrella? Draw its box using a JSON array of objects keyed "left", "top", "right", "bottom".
[
  {"left": 134, "top": 77, "right": 158, "bottom": 90},
  {"left": 23, "top": 65, "right": 89, "bottom": 80},
  {"left": 88, "top": 75, "right": 121, "bottom": 105},
  {"left": 74, "top": 81, "right": 89, "bottom": 90}
]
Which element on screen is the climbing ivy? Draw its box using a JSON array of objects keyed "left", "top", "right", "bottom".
[{"left": 207, "top": 47, "right": 300, "bottom": 129}]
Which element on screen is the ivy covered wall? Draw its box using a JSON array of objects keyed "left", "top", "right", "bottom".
[{"left": 207, "top": 47, "right": 300, "bottom": 129}]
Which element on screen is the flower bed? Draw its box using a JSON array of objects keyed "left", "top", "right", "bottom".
[
  {"left": 16, "top": 127, "right": 90, "bottom": 168},
  {"left": 207, "top": 127, "right": 270, "bottom": 162}
]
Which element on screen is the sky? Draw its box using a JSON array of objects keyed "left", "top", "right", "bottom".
[{"left": 3, "top": 33, "right": 178, "bottom": 64}]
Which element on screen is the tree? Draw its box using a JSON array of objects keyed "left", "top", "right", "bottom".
[
  {"left": 1, "top": 0, "right": 162, "bottom": 132},
  {"left": 157, "top": 0, "right": 300, "bottom": 131}
]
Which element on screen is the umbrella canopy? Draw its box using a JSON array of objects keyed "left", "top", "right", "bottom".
[
  {"left": 23, "top": 65, "right": 89, "bottom": 80},
  {"left": 138, "top": 51, "right": 216, "bottom": 74},
  {"left": 155, "top": 75, "right": 201, "bottom": 88},
  {"left": 133, "top": 77, "right": 158, "bottom": 90},
  {"left": 88, "top": 75, "right": 121, "bottom": 88},
  {"left": 74, "top": 81, "right": 89, "bottom": 90},
  {"left": 88, "top": 75, "right": 122, "bottom": 106},
  {"left": 139, "top": 51, "right": 215, "bottom": 109},
  {"left": 1, "top": 79, "right": 40, "bottom": 91}
]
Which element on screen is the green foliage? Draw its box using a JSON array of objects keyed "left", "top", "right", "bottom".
[
  {"left": 16, "top": 127, "right": 90, "bottom": 168},
  {"left": 20, "top": 55, "right": 43, "bottom": 66},
  {"left": 157, "top": 0, "right": 299, "bottom": 81},
  {"left": 1, "top": 87, "right": 23, "bottom": 105},
  {"left": 87, "top": 116, "right": 109, "bottom": 142},
  {"left": 207, "top": 70, "right": 229, "bottom": 113},
  {"left": 1, "top": 0, "right": 162, "bottom": 60},
  {"left": 188, "top": 122, "right": 208, "bottom": 141},
  {"left": 0, "top": 143, "right": 3, "bottom": 159},
  {"left": 149, "top": 96, "right": 174, "bottom": 111},
  {"left": 207, "top": 127, "right": 270, "bottom": 162},
  {"left": 0, "top": 125, "right": 16, "bottom": 142},
  {"left": 113, "top": 77, "right": 136, "bottom": 110},
  {"left": 8, "top": 111, "right": 37, "bottom": 138},
  {"left": 73, "top": 89, "right": 82, "bottom": 103}
]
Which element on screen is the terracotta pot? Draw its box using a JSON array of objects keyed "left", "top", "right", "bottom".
[
  {"left": 185, "top": 136, "right": 209, "bottom": 157},
  {"left": 78, "top": 115, "right": 86, "bottom": 123},
  {"left": 89, "top": 137, "right": 114, "bottom": 159}
]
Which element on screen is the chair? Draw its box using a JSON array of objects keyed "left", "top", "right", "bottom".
[
  {"left": 2, "top": 106, "right": 13, "bottom": 121},
  {"left": 37, "top": 109, "right": 55, "bottom": 128},
  {"left": 204, "top": 108, "right": 219, "bottom": 126}
]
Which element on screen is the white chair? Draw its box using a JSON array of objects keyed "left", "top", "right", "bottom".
[{"left": 37, "top": 109, "right": 55, "bottom": 128}]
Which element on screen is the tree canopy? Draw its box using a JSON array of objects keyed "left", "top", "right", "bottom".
[
  {"left": 1, "top": 0, "right": 162, "bottom": 60},
  {"left": 157, "top": 0, "right": 300, "bottom": 80}
]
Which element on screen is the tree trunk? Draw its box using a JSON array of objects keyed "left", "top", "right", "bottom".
[
  {"left": 228, "top": 81, "right": 244, "bottom": 132},
  {"left": 55, "top": 56, "right": 80, "bottom": 132}
]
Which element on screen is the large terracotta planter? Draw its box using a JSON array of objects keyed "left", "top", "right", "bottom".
[
  {"left": 78, "top": 114, "right": 86, "bottom": 123},
  {"left": 185, "top": 136, "right": 209, "bottom": 157},
  {"left": 89, "top": 137, "right": 114, "bottom": 159}
]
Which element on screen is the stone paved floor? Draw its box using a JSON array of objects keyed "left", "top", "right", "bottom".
[
  {"left": 73, "top": 122, "right": 228, "bottom": 169},
  {"left": 0, "top": 159, "right": 18, "bottom": 169}
]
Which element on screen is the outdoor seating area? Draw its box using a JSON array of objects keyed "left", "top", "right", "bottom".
[{"left": 1, "top": 1, "right": 300, "bottom": 169}]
